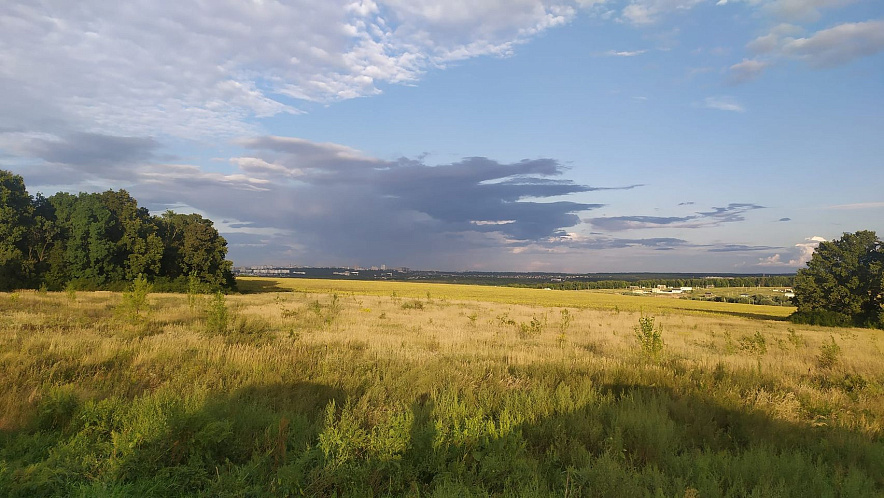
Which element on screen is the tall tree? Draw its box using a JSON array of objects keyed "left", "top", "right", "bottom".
[
  {"left": 63, "top": 193, "right": 124, "bottom": 286},
  {"left": 793, "top": 230, "right": 884, "bottom": 327},
  {"left": 0, "top": 171, "right": 34, "bottom": 290},
  {"left": 158, "top": 211, "right": 235, "bottom": 288},
  {"left": 99, "top": 190, "right": 163, "bottom": 279}
]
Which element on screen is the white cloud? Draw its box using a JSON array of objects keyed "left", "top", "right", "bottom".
[
  {"left": 827, "top": 201, "right": 884, "bottom": 210},
  {"left": 603, "top": 49, "right": 648, "bottom": 56},
  {"left": 620, "top": 0, "right": 705, "bottom": 25},
  {"left": 762, "top": 0, "right": 857, "bottom": 23},
  {"left": 703, "top": 96, "right": 746, "bottom": 112},
  {"left": 727, "top": 58, "right": 769, "bottom": 84},
  {"left": 0, "top": 1, "right": 585, "bottom": 141},
  {"left": 741, "top": 19, "right": 884, "bottom": 77},
  {"left": 758, "top": 235, "right": 826, "bottom": 267},
  {"left": 780, "top": 20, "right": 884, "bottom": 67}
]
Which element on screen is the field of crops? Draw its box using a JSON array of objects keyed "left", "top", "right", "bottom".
[
  {"left": 1, "top": 279, "right": 882, "bottom": 496},
  {"left": 239, "top": 277, "right": 795, "bottom": 320}
]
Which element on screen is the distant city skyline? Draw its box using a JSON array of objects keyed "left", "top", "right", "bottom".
[{"left": 1, "top": 1, "right": 882, "bottom": 272}]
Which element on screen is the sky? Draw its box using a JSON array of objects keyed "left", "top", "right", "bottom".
[{"left": 1, "top": 1, "right": 882, "bottom": 273}]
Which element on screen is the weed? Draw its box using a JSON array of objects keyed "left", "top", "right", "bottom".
[
  {"left": 467, "top": 312, "right": 478, "bottom": 326},
  {"left": 65, "top": 281, "right": 77, "bottom": 302},
  {"left": 187, "top": 273, "right": 205, "bottom": 311},
  {"left": 817, "top": 336, "right": 841, "bottom": 370},
  {"left": 518, "top": 315, "right": 544, "bottom": 339},
  {"left": 402, "top": 300, "right": 424, "bottom": 310},
  {"left": 206, "top": 291, "right": 229, "bottom": 335},
  {"left": 738, "top": 331, "right": 767, "bottom": 357},
  {"left": 118, "top": 274, "right": 152, "bottom": 323},
  {"left": 787, "top": 328, "right": 806, "bottom": 348},
  {"left": 634, "top": 315, "right": 664, "bottom": 361},
  {"left": 496, "top": 313, "right": 516, "bottom": 328},
  {"left": 557, "top": 309, "right": 572, "bottom": 347}
]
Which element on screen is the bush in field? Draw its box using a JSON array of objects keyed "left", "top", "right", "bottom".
[
  {"left": 206, "top": 291, "right": 229, "bottom": 335},
  {"left": 738, "top": 331, "right": 767, "bottom": 357},
  {"left": 518, "top": 315, "right": 544, "bottom": 339},
  {"left": 817, "top": 336, "right": 841, "bottom": 370},
  {"left": 634, "top": 315, "right": 664, "bottom": 361},
  {"left": 118, "top": 274, "right": 152, "bottom": 323}
]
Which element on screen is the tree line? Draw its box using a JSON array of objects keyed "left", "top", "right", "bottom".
[{"left": 0, "top": 170, "right": 235, "bottom": 292}]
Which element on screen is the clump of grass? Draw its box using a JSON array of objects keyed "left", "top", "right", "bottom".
[
  {"left": 401, "top": 300, "right": 424, "bottom": 310},
  {"left": 635, "top": 315, "right": 664, "bottom": 361}
]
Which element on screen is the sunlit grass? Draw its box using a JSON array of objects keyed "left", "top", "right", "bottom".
[{"left": 0, "top": 284, "right": 881, "bottom": 496}]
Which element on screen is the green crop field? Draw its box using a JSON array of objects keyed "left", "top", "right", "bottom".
[{"left": 1, "top": 279, "right": 882, "bottom": 496}]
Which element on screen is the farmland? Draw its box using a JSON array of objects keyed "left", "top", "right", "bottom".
[{"left": 1, "top": 279, "right": 883, "bottom": 496}]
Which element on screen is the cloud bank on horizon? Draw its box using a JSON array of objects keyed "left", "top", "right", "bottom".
[{"left": 0, "top": 0, "right": 882, "bottom": 272}]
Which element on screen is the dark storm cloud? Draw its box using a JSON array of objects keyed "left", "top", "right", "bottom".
[
  {"left": 586, "top": 203, "right": 766, "bottom": 231},
  {"left": 23, "top": 133, "right": 160, "bottom": 169},
  {"left": 121, "top": 136, "right": 631, "bottom": 265},
  {"left": 779, "top": 217, "right": 791, "bottom": 222},
  {"left": 707, "top": 244, "right": 781, "bottom": 253}
]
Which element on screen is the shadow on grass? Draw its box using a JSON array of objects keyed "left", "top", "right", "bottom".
[
  {"left": 698, "top": 309, "right": 792, "bottom": 321},
  {"left": 235, "top": 277, "right": 289, "bottom": 294},
  {"left": 4, "top": 380, "right": 882, "bottom": 496}
]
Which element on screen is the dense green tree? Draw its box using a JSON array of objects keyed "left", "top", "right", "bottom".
[
  {"left": 64, "top": 193, "right": 123, "bottom": 286},
  {"left": 0, "top": 170, "right": 236, "bottom": 291},
  {"left": 793, "top": 231, "right": 884, "bottom": 327},
  {"left": 99, "top": 190, "right": 164, "bottom": 279},
  {"left": 0, "top": 171, "right": 34, "bottom": 290},
  {"left": 158, "top": 211, "right": 235, "bottom": 288}
]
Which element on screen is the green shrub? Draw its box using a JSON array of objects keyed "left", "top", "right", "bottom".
[
  {"left": 402, "top": 300, "right": 424, "bottom": 310},
  {"left": 738, "top": 331, "right": 767, "bottom": 356},
  {"left": 118, "top": 274, "right": 152, "bottom": 323},
  {"left": 206, "top": 291, "right": 229, "bottom": 335},
  {"left": 817, "top": 336, "right": 841, "bottom": 370},
  {"left": 789, "top": 310, "right": 852, "bottom": 327},
  {"left": 518, "top": 315, "right": 544, "bottom": 339},
  {"left": 634, "top": 315, "right": 664, "bottom": 361}
]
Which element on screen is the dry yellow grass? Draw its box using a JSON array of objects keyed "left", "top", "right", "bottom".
[{"left": 1, "top": 283, "right": 882, "bottom": 495}]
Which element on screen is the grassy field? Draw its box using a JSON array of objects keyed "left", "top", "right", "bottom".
[
  {"left": 238, "top": 278, "right": 795, "bottom": 321},
  {"left": 1, "top": 279, "right": 883, "bottom": 496}
]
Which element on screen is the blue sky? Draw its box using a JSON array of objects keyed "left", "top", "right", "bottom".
[{"left": 1, "top": 0, "right": 882, "bottom": 272}]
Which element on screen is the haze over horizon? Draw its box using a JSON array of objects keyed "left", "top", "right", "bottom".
[{"left": 1, "top": 1, "right": 882, "bottom": 273}]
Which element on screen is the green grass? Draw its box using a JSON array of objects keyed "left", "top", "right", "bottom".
[{"left": 0, "top": 283, "right": 881, "bottom": 497}]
